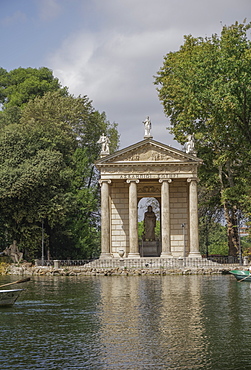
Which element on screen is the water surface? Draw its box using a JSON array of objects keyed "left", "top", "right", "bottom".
[{"left": 0, "top": 274, "right": 251, "bottom": 369}]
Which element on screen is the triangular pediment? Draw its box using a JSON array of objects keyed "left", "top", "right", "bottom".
[{"left": 96, "top": 138, "right": 202, "bottom": 166}]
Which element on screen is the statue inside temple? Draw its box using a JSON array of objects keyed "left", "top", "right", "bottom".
[{"left": 143, "top": 205, "right": 156, "bottom": 241}]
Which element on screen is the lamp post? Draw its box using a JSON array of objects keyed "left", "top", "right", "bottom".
[
  {"left": 237, "top": 211, "right": 242, "bottom": 265},
  {"left": 181, "top": 223, "right": 186, "bottom": 266},
  {"left": 41, "top": 219, "right": 44, "bottom": 266}
]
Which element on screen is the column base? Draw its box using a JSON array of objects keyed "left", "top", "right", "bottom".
[
  {"left": 160, "top": 252, "right": 173, "bottom": 258},
  {"left": 99, "top": 253, "right": 112, "bottom": 259},
  {"left": 127, "top": 253, "right": 141, "bottom": 258},
  {"left": 188, "top": 252, "right": 202, "bottom": 258}
]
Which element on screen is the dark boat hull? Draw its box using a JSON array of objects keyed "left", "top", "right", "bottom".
[{"left": 0, "top": 289, "right": 23, "bottom": 306}]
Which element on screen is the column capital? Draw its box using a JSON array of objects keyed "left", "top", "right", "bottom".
[
  {"left": 99, "top": 179, "right": 112, "bottom": 185},
  {"left": 126, "top": 179, "right": 139, "bottom": 184},
  {"left": 187, "top": 177, "right": 198, "bottom": 183},
  {"left": 159, "top": 178, "right": 172, "bottom": 184}
]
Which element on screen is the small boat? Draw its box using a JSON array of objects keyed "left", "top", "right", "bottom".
[
  {"left": 230, "top": 270, "right": 251, "bottom": 282},
  {"left": 0, "top": 289, "right": 24, "bottom": 307}
]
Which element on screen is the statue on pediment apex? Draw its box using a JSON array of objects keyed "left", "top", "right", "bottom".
[{"left": 143, "top": 116, "right": 153, "bottom": 138}]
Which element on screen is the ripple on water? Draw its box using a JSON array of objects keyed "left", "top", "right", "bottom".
[{"left": 1, "top": 275, "right": 251, "bottom": 369}]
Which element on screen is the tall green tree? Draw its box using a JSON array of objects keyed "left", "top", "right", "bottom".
[
  {"left": 0, "top": 86, "right": 119, "bottom": 259},
  {"left": 155, "top": 21, "right": 251, "bottom": 256},
  {"left": 0, "top": 67, "right": 67, "bottom": 130},
  {"left": 0, "top": 67, "right": 66, "bottom": 108}
]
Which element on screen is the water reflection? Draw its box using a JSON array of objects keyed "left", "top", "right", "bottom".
[
  {"left": 0, "top": 275, "right": 251, "bottom": 369},
  {"left": 96, "top": 276, "right": 208, "bottom": 369}
]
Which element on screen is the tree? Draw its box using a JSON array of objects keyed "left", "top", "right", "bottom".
[
  {"left": 199, "top": 220, "right": 228, "bottom": 256},
  {"left": 0, "top": 67, "right": 66, "bottom": 108},
  {"left": 155, "top": 21, "right": 251, "bottom": 256},
  {"left": 0, "top": 89, "right": 119, "bottom": 260}
]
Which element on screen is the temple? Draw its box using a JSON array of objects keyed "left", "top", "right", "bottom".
[{"left": 95, "top": 121, "right": 202, "bottom": 259}]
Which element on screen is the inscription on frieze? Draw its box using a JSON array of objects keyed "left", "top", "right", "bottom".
[
  {"left": 102, "top": 164, "right": 197, "bottom": 176},
  {"left": 120, "top": 174, "right": 180, "bottom": 179}
]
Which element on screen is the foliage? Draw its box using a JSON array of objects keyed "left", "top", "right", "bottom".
[
  {"left": 240, "top": 234, "right": 251, "bottom": 257},
  {"left": 0, "top": 68, "right": 119, "bottom": 260},
  {"left": 0, "top": 262, "right": 9, "bottom": 275},
  {"left": 138, "top": 221, "right": 160, "bottom": 239},
  {"left": 0, "top": 67, "right": 66, "bottom": 108},
  {"left": 155, "top": 21, "right": 251, "bottom": 256},
  {"left": 199, "top": 219, "right": 228, "bottom": 256}
]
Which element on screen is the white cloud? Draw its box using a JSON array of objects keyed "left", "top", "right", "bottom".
[
  {"left": 37, "top": 0, "right": 61, "bottom": 21},
  {"left": 49, "top": 27, "right": 181, "bottom": 105},
  {"left": 48, "top": 0, "right": 251, "bottom": 148}
]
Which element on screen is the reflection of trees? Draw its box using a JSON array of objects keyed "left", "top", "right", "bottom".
[
  {"left": 0, "top": 276, "right": 104, "bottom": 368},
  {"left": 199, "top": 275, "right": 250, "bottom": 368}
]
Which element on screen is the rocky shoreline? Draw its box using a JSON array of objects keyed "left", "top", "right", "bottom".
[{"left": 0, "top": 262, "right": 240, "bottom": 277}]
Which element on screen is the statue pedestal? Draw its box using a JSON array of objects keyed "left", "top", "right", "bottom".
[{"left": 140, "top": 241, "right": 159, "bottom": 257}]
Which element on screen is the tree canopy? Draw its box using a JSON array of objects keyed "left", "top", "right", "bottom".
[
  {"left": 0, "top": 67, "right": 119, "bottom": 260},
  {"left": 155, "top": 21, "right": 251, "bottom": 256},
  {"left": 0, "top": 67, "right": 66, "bottom": 108}
]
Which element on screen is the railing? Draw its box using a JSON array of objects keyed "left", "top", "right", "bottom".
[
  {"left": 93, "top": 258, "right": 220, "bottom": 269},
  {"left": 34, "top": 256, "right": 241, "bottom": 269},
  {"left": 207, "top": 256, "right": 240, "bottom": 264},
  {"left": 35, "top": 259, "right": 96, "bottom": 267}
]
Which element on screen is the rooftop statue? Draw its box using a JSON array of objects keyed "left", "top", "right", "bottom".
[
  {"left": 143, "top": 116, "right": 152, "bottom": 138},
  {"left": 185, "top": 134, "right": 196, "bottom": 155},
  {"left": 97, "top": 133, "right": 110, "bottom": 155}
]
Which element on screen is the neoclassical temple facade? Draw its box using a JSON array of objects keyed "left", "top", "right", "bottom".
[{"left": 95, "top": 134, "right": 202, "bottom": 259}]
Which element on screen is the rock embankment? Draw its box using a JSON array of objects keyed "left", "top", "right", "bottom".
[{"left": 0, "top": 262, "right": 238, "bottom": 276}]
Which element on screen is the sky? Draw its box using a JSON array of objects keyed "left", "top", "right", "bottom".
[{"left": 1, "top": 0, "right": 251, "bottom": 150}]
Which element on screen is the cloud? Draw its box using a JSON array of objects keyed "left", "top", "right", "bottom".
[
  {"left": 91, "top": 0, "right": 245, "bottom": 35},
  {"left": 47, "top": 0, "right": 251, "bottom": 148},
  {"left": 49, "top": 27, "right": 181, "bottom": 104},
  {"left": 48, "top": 26, "right": 179, "bottom": 147},
  {"left": 37, "top": 0, "right": 61, "bottom": 21},
  {"left": 1, "top": 10, "right": 26, "bottom": 26}
]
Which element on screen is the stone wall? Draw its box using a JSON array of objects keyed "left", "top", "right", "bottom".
[
  {"left": 0, "top": 262, "right": 240, "bottom": 277},
  {"left": 170, "top": 180, "right": 189, "bottom": 257},
  {"left": 110, "top": 181, "right": 129, "bottom": 256}
]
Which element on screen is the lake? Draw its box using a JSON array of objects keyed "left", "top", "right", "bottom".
[{"left": 0, "top": 274, "right": 251, "bottom": 369}]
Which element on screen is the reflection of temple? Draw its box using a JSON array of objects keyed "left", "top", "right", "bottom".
[
  {"left": 95, "top": 122, "right": 202, "bottom": 258},
  {"left": 97, "top": 276, "right": 205, "bottom": 368}
]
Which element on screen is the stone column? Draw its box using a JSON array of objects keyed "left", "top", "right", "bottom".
[
  {"left": 159, "top": 179, "right": 172, "bottom": 257},
  {"left": 187, "top": 178, "right": 201, "bottom": 257},
  {"left": 127, "top": 180, "right": 140, "bottom": 258},
  {"left": 99, "top": 180, "right": 112, "bottom": 259}
]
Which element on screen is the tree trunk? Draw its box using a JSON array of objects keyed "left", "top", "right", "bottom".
[
  {"left": 219, "top": 164, "right": 239, "bottom": 256},
  {"left": 223, "top": 203, "right": 239, "bottom": 256}
]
